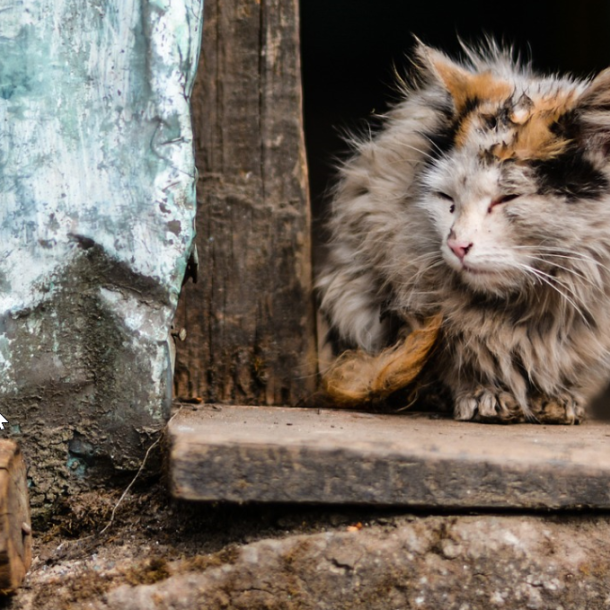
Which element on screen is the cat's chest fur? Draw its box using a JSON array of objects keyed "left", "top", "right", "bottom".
[{"left": 437, "top": 290, "right": 606, "bottom": 402}]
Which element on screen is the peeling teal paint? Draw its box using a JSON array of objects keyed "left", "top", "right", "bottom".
[
  {"left": 66, "top": 457, "right": 88, "bottom": 479},
  {"left": 0, "top": 0, "right": 204, "bottom": 509}
]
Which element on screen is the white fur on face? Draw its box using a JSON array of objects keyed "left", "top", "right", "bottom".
[{"left": 422, "top": 154, "right": 536, "bottom": 293}]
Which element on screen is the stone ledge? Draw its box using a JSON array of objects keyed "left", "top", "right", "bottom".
[
  {"left": 169, "top": 404, "right": 610, "bottom": 509},
  {"left": 96, "top": 515, "right": 610, "bottom": 610}
]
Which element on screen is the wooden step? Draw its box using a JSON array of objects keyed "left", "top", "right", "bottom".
[{"left": 168, "top": 404, "right": 610, "bottom": 509}]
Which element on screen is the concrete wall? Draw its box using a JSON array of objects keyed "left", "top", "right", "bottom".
[{"left": 0, "top": 0, "right": 203, "bottom": 514}]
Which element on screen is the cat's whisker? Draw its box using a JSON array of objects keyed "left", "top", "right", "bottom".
[
  {"left": 514, "top": 245, "right": 610, "bottom": 274},
  {"left": 522, "top": 264, "right": 582, "bottom": 299},
  {"left": 523, "top": 254, "right": 596, "bottom": 286},
  {"left": 387, "top": 252, "right": 445, "bottom": 276},
  {"left": 510, "top": 246, "right": 609, "bottom": 286},
  {"left": 397, "top": 141, "right": 436, "bottom": 161},
  {"left": 514, "top": 262, "right": 590, "bottom": 325},
  {"left": 417, "top": 131, "right": 449, "bottom": 159}
]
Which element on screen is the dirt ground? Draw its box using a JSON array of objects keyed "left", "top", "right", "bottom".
[
  {"left": 7, "top": 477, "right": 400, "bottom": 610},
  {"left": 8, "top": 463, "right": 610, "bottom": 609}
]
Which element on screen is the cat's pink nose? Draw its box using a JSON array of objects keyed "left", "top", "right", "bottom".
[{"left": 447, "top": 238, "right": 473, "bottom": 261}]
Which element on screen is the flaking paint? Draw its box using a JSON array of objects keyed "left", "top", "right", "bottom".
[{"left": 0, "top": 0, "right": 203, "bottom": 513}]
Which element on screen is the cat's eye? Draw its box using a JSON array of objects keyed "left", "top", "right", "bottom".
[
  {"left": 435, "top": 192, "right": 453, "bottom": 201},
  {"left": 496, "top": 194, "right": 520, "bottom": 204},
  {"left": 434, "top": 191, "right": 455, "bottom": 212},
  {"left": 488, "top": 193, "right": 520, "bottom": 213}
]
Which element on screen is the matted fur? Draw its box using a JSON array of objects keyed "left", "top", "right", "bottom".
[{"left": 318, "top": 40, "right": 610, "bottom": 424}]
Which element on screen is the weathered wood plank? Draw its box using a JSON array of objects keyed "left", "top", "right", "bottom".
[
  {"left": 169, "top": 404, "right": 610, "bottom": 509},
  {"left": 0, "top": 441, "right": 31, "bottom": 592},
  {"left": 174, "top": 0, "right": 317, "bottom": 406}
]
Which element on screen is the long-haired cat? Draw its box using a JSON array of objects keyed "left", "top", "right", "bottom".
[{"left": 317, "top": 41, "right": 610, "bottom": 424}]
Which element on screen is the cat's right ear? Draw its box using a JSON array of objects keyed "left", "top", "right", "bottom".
[
  {"left": 575, "top": 68, "right": 610, "bottom": 154},
  {"left": 414, "top": 41, "right": 475, "bottom": 114}
]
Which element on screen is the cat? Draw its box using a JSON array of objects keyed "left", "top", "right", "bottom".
[{"left": 317, "top": 40, "right": 610, "bottom": 424}]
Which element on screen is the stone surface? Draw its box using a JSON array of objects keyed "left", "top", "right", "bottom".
[
  {"left": 93, "top": 515, "right": 610, "bottom": 610},
  {"left": 0, "top": 1, "right": 203, "bottom": 510},
  {"left": 170, "top": 404, "right": 610, "bottom": 508}
]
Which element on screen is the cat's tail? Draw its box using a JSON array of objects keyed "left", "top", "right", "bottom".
[{"left": 322, "top": 313, "right": 443, "bottom": 407}]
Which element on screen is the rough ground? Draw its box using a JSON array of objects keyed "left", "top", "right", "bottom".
[
  {"left": 8, "top": 480, "right": 407, "bottom": 609},
  {"left": 6, "top": 479, "right": 610, "bottom": 610}
]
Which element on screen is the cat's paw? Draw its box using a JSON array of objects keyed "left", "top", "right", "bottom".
[
  {"left": 454, "top": 388, "right": 522, "bottom": 423},
  {"left": 529, "top": 394, "right": 584, "bottom": 425}
]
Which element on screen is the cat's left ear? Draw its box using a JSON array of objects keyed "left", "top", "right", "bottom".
[
  {"left": 415, "top": 42, "right": 477, "bottom": 114},
  {"left": 415, "top": 42, "right": 511, "bottom": 116},
  {"left": 576, "top": 68, "right": 610, "bottom": 152}
]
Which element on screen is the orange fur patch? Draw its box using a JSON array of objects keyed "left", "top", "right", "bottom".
[
  {"left": 322, "top": 313, "right": 443, "bottom": 407},
  {"left": 491, "top": 92, "right": 578, "bottom": 161},
  {"left": 428, "top": 49, "right": 579, "bottom": 162},
  {"left": 436, "top": 66, "right": 513, "bottom": 149},
  {"left": 431, "top": 56, "right": 512, "bottom": 114}
]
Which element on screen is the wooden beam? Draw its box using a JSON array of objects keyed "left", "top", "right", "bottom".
[
  {"left": 174, "top": 0, "right": 317, "bottom": 406},
  {"left": 0, "top": 441, "right": 31, "bottom": 592},
  {"left": 169, "top": 404, "right": 610, "bottom": 509}
]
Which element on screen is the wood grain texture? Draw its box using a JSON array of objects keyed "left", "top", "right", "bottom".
[
  {"left": 0, "top": 441, "right": 31, "bottom": 592},
  {"left": 174, "top": 0, "right": 317, "bottom": 406},
  {"left": 169, "top": 404, "right": 610, "bottom": 509}
]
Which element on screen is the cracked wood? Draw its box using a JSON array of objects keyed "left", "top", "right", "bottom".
[{"left": 174, "top": 0, "right": 316, "bottom": 405}]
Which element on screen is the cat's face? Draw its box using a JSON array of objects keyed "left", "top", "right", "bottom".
[
  {"left": 416, "top": 48, "right": 610, "bottom": 295},
  {"left": 422, "top": 153, "right": 538, "bottom": 293}
]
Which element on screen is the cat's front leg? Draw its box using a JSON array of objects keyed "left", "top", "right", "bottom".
[
  {"left": 529, "top": 392, "right": 585, "bottom": 425},
  {"left": 454, "top": 387, "right": 524, "bottom": 423}
]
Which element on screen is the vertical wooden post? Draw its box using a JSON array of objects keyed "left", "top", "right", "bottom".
[{"left": 175, "top": 0, "right": 317, "bottom": 405}]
